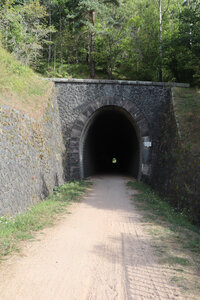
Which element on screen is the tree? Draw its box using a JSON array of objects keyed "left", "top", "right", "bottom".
[
  {"left": 1, "top": 0, "right": 198, "bottom": 84},
  {"left": 67, "top": 0, "right": 119, "bottom": 78},
  {"left": 0, "top": 0, "right": 54, "bottom": 68},
  {"left": 94, "top": 0, "right": 133, "bottom": 78},
  {"left": 163, "top": 0, "right": 200, "bottom": 84}
]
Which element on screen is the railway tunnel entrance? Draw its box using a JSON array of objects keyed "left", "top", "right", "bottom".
[{"left": 81, "top": 106, "right": 140, "bottom": 178}]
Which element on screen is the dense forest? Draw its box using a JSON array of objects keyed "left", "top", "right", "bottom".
[{"left": 0, "top": 0, "right": 199, "bottom": 84}]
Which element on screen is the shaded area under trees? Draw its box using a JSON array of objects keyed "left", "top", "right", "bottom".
[{"left": 0, "top": 0, "right": 199, "bottom": 83}]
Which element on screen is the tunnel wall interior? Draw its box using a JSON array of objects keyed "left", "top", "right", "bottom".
[{"left": 81, "top": 106, "right": 140, "bottom": 178}]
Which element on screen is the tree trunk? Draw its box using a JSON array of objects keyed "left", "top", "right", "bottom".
[
  {"left": 54, "top": 44, "right": 56, "bottom": 72},
  {"left": 87, "top": 35, "right": 90, "bottom": 64},
  {"left": 159, "top": 0, "right": 163, "bottom": 82},
  {"left": 59, "top": 8, "right": 63, "bottom": 71},
  {"left": 90, "top": 10, "right": 95, "bottom": 79},
  {"left": 48, "top": 1, "right": 52, "bottom": 69},
  {"left": 108, "top": 40, "right": 113, "bottom": 79},
  {"left": 5, "top": 22, "right": 8, "bottom": 49}
]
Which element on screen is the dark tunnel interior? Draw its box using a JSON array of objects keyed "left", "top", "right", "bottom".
[{"left": 82, "top": 106, "right": 140, "bottom": 178}]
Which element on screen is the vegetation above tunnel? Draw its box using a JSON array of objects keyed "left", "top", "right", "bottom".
[{"left": 0, "top": 0, "right": 199, "bottom": 85}]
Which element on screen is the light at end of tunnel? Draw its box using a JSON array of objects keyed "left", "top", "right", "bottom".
[{"left": 112, "top": 158, "right": 117, "bottom": 164}]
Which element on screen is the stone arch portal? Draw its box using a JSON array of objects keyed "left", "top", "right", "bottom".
[
  {"left": 67, "top": 98, "right": 152, "bottom": 180},
  {"left": 80, "top": 106, "right": 141, "bottom": 178}
]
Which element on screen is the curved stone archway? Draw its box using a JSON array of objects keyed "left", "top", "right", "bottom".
[
  {"left": 67, "top": 97, "right": 152, "bottom": 180},
  {"left": 80, "top": 106, "right": 141, "bottom": 179}
]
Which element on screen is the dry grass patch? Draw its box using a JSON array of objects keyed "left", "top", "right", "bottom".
[
  {"left": 0, "top": 46, "right": 52, "bottom": 120},
  {"left": 0, "top": 180, "right": 92, "bottom": 262},
  {"left": 173, "top": 87, "right": 200, "bottom": 154},
  {"left": 128, "top": 181, "right": 200, "bottom": 299}
]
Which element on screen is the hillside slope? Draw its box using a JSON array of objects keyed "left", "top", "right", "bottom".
[
  {"left": 173, "top": 87, "right": 200, "bottom": 155},
  {"left": 166, "top": 87, "right": 200, "bottom": 223},
  {"left": 0, "top": 47, "right": 65, "bottom": 216},
  {"left": 0, "top": 46, "right": 52, "bottom": 120}
]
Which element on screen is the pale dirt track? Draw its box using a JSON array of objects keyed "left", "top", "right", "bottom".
[{"left": 0, "top": 176, "right": 182, "bottom": 300}]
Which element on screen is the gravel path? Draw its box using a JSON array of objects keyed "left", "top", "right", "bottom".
[{"left": 0, "top": 176, "right": 182, "bottom": 300}]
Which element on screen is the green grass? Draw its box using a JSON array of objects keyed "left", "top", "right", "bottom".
[
  {"left": 0, "top": 180, "right": 91, "bottom": 261},
  {"left": 162, "top": 256, "right": 191, "bottom": 266},
  {"left": 0, "top": 46, "right": 49, "bottom": 96},
  {"left": 128, "top": 180, "right": 200, "bottom": 298},
  {"left": 45, "top": 63, "right": 91, "bottom": 79},
  {"left": 184, "top": 238, "right": 200, "bottom": 253},
  {"left": 45, "top": 63, "right": 112, "bottom": 80},
  {"left": 44, "top": 62, "right": 129, "bottom": 80},
  {"left": 173, "top": 87, "right": 200, "bottom": 154},
  {"left": 127, "top": 181, "right": 200, "bottom": 235},
  {"left": 0, "top": 46, "right": 52, "bottom": 118},
  {"left": 127, "top": 181, "right": 200, "bottom": 254}
]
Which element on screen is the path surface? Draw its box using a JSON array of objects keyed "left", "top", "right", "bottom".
[{"left": 0, "top": 176, "right": 182, "bottom": 300}]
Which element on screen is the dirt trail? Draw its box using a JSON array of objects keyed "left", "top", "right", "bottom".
[{"left": 0, "top": 176, "right": 182, "bottom": 300}]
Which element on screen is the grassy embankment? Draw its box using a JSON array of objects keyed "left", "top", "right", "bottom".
[
  {"left": 173, "top": 87, "right": 200, "bottom": 154},
  {"left": 0, "top": 47, "right": 92, "bottom": 261},
  {"left": 128, "top": 181, "right": 200, "bottom": 299},
  {"left": 0, "top": 46, "right": 52, "bottom": 120},
  {"left": 127, "top": 88, "right": 200, "bottom": 297},
  {"left": 172, "top": 87, "right": 200, "bottom": 223},
  {"left": 0, "top": 180, "right": 91, "bottom": 261},
  {"left": 154, "top": 87, "right": 200, "bottom": 224}
]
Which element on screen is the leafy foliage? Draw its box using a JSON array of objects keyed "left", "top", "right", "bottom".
[
  {"left": 163, "top": 0, "right": 200, "bottom": 84},
  {"left": 0, "top": 0, "right": 199, "bottom": 84},
  {"left": 0, "top": 0, "right": 54, "bottom": 67}
]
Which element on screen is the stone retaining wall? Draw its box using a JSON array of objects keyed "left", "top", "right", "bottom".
[
  {"left": 0, "top": 79, "right": 190, "bottom": 216},
  {"left": 0, "top": 93, "right": 65, "bottom": 216}
]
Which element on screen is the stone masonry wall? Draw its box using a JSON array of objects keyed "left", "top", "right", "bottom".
[
  {"left": 54, "top": 79, "right": 172, "bottom": 181},
  {"left": 0, "top": 79, "right": 189, "bottom": 216},
  {"left": 0, "top": 93, "right": 65, "bottom": 216},
  {"left": 151, "top": 89, "right": 200, "bottom": 224}
]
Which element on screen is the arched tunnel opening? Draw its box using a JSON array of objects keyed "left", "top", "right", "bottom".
[{"left": 81, "top": 106, "right": 140, "bottom": 178}]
